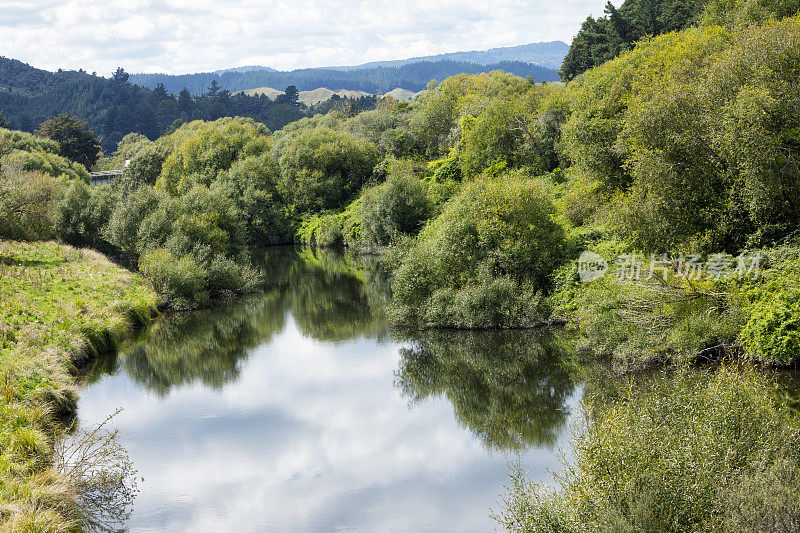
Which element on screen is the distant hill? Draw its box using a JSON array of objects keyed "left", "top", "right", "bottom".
[
  {"left": 129, "top": 59, "right": 560, "bottom": 96},
  {"left": 242, "top": 87, "right": 372, "bottom": 105},
  {"left": 336, "top": 41, "right": 570, "bottom": 71},
  {"left": 383, "top": 88, "right": 422, "bottom": 101}
]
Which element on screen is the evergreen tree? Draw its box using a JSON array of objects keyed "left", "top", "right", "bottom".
[{"left": 113, "top": 67, "right": 130, "bottom": 83}]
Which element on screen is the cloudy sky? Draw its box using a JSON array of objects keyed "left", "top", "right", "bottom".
[{"left": 0, "top": 0, "right": 606, "bottom": 75}]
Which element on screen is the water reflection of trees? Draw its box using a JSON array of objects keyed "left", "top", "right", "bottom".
[
  {"left": 87, "top": 247, "right": 392, "bottom": 395},
  {"left": 285, "top": 248, "right": 389, "bottom": 342},
  {"left": 393, "top": 329, "right": 576, "bottom": 451},
  {"left": 122, "top": 292, "right": 286, "bottom": 395}
]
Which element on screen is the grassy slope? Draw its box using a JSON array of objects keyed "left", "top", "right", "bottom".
[{"left": 0, "top": 240, "right": 159, "bottom": 531}]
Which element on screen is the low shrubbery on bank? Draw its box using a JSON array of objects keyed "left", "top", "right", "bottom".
[
  {"left": 495, "top": 367, "right": 800, "bottom": 533},
  {"left": 0, "top": 240, "right": 159, "bottom": 530},
  {"left": 389, "top": 175, "right": 568, "bottom": 328}
]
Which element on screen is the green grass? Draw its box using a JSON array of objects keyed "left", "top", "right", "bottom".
[{"left": 0, "top": 240, "right": 159, "bottom": 531}]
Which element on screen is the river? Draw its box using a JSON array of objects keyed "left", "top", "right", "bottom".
[{"left": 76, "top": 247, "right": 582, "bottom": 532}]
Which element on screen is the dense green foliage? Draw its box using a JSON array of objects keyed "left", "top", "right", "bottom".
[
  {"left": 496, "top": 368, "right": 800, "bottom": 532},
  {"left": 736, "top": 248, "right": 800, "bottom": 365},
  {"left": 278, "top": 127, "right": 379, "bottom": 214},
  {"left": 390, "top": 176, "right": 567, "bottom": 328}
]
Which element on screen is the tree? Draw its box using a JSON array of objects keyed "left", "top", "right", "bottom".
[
  {"left": 178, "top": 87, "right": 193, "bottom": 112},
  {"left": 36, "top": 115, "right": 102, "bottom": 169},
  {"left": 112, "top": 67, "right": 129, "bottom": 83},
  {"left": 207, "top": 79, "right": 221, "bottom": 97},
  {"left": 279, "top": 127, "right": 380, "bottom": 213},
  {"left": 280, "top": 85, "right": 300, "bottom": 107},
  {"left": 0, "top": 111, "right": 6, "bottom": 128}
]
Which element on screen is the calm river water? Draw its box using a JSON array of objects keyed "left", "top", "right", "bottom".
[{"left": 77, "top": 247, "right": 582, "bottom": 532}]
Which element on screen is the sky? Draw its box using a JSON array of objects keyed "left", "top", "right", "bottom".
[{"left": 0, "top": 0, "right": 606, "bottom": 75}]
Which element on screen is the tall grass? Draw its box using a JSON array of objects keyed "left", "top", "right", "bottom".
[{"left": 0, "top": 240, "right": 159, "bottom": 530}]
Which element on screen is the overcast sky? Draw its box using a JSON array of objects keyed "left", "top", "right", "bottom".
[{"left": 0, "top": 0, "right": 606, "bottom": 75}]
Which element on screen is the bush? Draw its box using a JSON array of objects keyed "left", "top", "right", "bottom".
[
  {"left": 105, "top": 186, "right": 161, "bottom": 257},
  {"left": 56, "top": 180, "right": 117, "bottom": 248},
  {"left": 496, "top": 368, "right": 800, "bottom": 532},
  {"left": 297, "top": 198, "right": 364, "bottom": 247},
  {"left": 390, "top": 174, "right": 567, "bottom": 328},
  {"left": 139, "top": 248, "right": 207, "bottom": 309},
  {"left": 566, "top": 269, "right": 742, "bottom": 371},
  {"left": 0, "top": 169, "right": 64, "bottom": 241},
  {"left": 159, "top": 117, "right": 272, "bottom": 195},
  {"left": 359, "top": 168, "right": 432, "bottom": 247},
  {"left": 737, "top": 248, "right": 800, "bottom": 365},
  {"left": 278, "top": 127, "right": 379, "bottom": 213}
]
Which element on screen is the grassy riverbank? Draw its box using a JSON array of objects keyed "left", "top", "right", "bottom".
[{"left": 0, "top": 240, "right": 159, "bottom": 531}]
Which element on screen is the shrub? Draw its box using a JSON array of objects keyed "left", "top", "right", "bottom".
[
  {"left": 159, "top": 117, "right": 271, "bottom": 195},
  {"left": 737, "top": 247, "right": 800, "bottom": 365},
  {"left": 496, "top": 368, "right": 800, "bottom": 532},
  {"left": 359, "top": 169, "right": 432, "bottom": 247},
  {"left": 566, "top": 269, "right": 742, "bottom": 370},
  {"left": 278, "top": 127, "right": 380, "bottom": 213},
  {"left": 0, "top": 169, "right": 64, "bottom": 241},
  {"left": 390, "top": 174, "right": 567, "bottom": 328},
  {"left": 56, "top": 180, "right": 117, "bottom": 248},
  {"left": 139, "top": 248, "right": 207, "bottom": 308},
  {"left": 105, "top": 186, "right": 161, "bottom": 257}
]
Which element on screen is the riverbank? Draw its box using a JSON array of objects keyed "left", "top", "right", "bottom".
[{"left": 0, "top": 240, "right": 159, "bottom": 530}]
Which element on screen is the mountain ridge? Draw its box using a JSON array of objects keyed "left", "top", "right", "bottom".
[{"left": 128, "top": 41, "right": 567, "bottom": 95}]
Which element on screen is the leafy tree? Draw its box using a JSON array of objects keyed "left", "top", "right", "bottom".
[
  {"left": 279, "top": 127, "right": 379, "bottom": 213},
  {"left": 36, "top": 114, "right": 101, "bottom": 168}
]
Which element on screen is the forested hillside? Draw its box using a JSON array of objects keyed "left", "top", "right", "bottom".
[
  {"left": 0, "top": 59, "right": 331, "bottom": 152},
  {"left": 129, "top": 60, "right": 559, "bottom": 95},
  {"left": 560, "top": 0, "right": 707, "bottom": 79}
]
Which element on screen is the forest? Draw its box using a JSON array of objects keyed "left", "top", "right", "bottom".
[
  {"left": 2, "top": 0, "right": 800, "bottom": 529},
  {"left": 0, "top": 59, "right": 376, "bottom": 152}
]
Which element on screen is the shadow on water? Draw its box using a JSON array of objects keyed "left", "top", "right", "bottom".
[
  {"left": 392, "top": 328, "right": 576, "bottom": 451},
  {"left": 83, "top": 247, "right": 577, "bottom": 452},
  {"left": 81, "top": 247, "right": 389, "bottom": 394}
]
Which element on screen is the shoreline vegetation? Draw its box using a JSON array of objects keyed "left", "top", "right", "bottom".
[
  {"left": 0, "top": 0, "right": 799, "bottom": 529},
  {"left": 0, "top": 240, "right": 158, "bottom": 530}
]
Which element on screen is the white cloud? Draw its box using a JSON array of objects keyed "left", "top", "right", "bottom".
[
  {"left": 75, "top": 317, "right": 583, "bottom": 531},
  {"left": 0, "top": 0, "right": 608, "bottom": 74}
]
